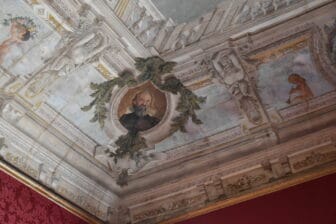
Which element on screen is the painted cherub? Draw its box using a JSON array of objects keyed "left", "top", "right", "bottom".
[
  {"left": 286, "top": 73, "right": 313, "bottom": 104},
  {"left": 0, "top": 16, "right": 36, "bottom": 64}
]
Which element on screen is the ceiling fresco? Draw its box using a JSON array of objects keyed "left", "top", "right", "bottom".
[
  {"left": 257, "top": 47, "right": 334, "bottom": 110},
  {"left": 0, "top": 0, "right": 60, "bottom": 77},
  {"left": 151, "top": 0, "right": 228, "bottom": 24},
  {"left": 0, "top": 0, "right": 335, "bottom": 223},
  {"left": 46, "top": 65, "right": 110, "bottom": 144},
  {"left": 155, "top": 82, "right": 241, "bottom": 152}
]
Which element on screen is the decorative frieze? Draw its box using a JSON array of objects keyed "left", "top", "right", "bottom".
[
  {"left": 132, "top": 207, "right": 165, "bottom": 223},
  {"left": 288, "top": 141, "right": 336, "bottom": 173},
  {"left": 130, "top": 187, "right": 207, "bottom": 223},
  {"left": 270, "top": 157, "right": 290, "bottom": 178},
  {"left": 57, "top": 185, "right": 108, "bottom": 220},
  {"left": 1, "top": 150, "right": 40, "bottom": 180},
  {"left": 204, "top": 179, "right": 225, "bottom": 201},
  {"left": 221, "top": 165, "right": 273, "bottom": 196}
]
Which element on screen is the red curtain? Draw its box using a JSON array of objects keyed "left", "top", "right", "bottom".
[
  {"left": 0, "top": 170, "right": 87, "bottom": 224},
  {"left": 179, "top": 173, "right": 336, "bottom": 224}
]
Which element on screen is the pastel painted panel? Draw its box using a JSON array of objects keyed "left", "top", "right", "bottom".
[
  {"left": 0, "top": 0, "right": 60, "bottom": 76},
  {"left": 47, "top": 65, "right": 110, "bottom": 145},
  {"left": 257, "top": 47, "right": 334, "bottom": 110},
  {"left": 156, "top": 83, "right": 241, "bottom": 151}
]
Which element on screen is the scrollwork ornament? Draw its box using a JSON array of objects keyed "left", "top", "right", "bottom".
[
  {"left": 211, "top": 52, "right": 263, "bottom": 125},
  {"left": 26, "top": 28, "right": 109, "bottom": 98}
]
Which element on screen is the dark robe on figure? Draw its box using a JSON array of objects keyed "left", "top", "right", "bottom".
[{"left": 119, "top": 112, "right": 160, "bottom": 132}]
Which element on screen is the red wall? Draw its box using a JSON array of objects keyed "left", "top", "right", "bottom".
[
  {"left": 179, "top": 173, "right": 336, "bottom": 224},
  {"left": 1, "top": 168, "right": 335, "bottom": 224},
  {"left": 0, "top": 170, "right": 88, "bottom": 224}
]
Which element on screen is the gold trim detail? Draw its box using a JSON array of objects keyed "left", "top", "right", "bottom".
[
  {"left": 0, "top": 160, "right": 102, "bottom": 224},
  {"left": 250, "top": 36, "right": 308, "bottom": 62},
  {"left": 188, "top": 79, "right": 213, "bottom": 91},
  {"left": 96, "top": 63, "right": 114, "bottom": 80},
  {"left": 115, "top": 0, "right": 130, "bottom": 18},
  {"left": 48, "top": 14, "right": 64, "bottom": 33},
  {"left": 30, "top": 0, "right": 39, "bottom": 4}
]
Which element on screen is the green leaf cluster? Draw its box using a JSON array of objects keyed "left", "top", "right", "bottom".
[
  {"left": 135, "top": 56, "right": 177, "bottom": 84},
  {"left": 81, "top": 56, "right": 206, "bottom": 175},
  {"left": 2, "top": 15, "right": 37, "bottom": 39},
  {"left": 106, "top": 132, "right": 147, "bottom": 163},
  {"left": 163, "top": 77, "right": 207, "bottom": 133},
  {"left": 81, "top": 70, "right": 136, "bottom": 127}
]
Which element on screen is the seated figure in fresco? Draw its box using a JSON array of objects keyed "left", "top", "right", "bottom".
[
  {"left": 0, "top": 20, "right": 32, "bottom": 64},
  {"left": 119, "top": 91, "right": 160, "bottom": 133},
  {"left": 286, "top": 73, "right": 313, "bottom": 104}
]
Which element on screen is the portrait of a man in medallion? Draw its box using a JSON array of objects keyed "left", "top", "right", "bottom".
[
  {"left": 118, "top": 82, "right": 167, "bottom": 133},
  {"left": 119, "top": 90, "right": 160, "bottom": 132}
]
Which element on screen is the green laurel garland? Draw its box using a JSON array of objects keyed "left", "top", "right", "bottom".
[{"left": 81, "top": 56, "right": 206, "bottom": 185}]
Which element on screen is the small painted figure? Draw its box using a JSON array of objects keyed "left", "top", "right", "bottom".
[
  {"left": 0, "top": 20, "right": 32, "bottom": 64},
  {"left": 286, "top": 73, "right": 313, "bottom": 104},
  {"left": 119, "top": 91, "right": 160, "bottom": 132}
]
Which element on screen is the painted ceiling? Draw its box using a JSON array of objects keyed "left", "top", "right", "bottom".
[
  {"left": 0, "top": 0, "right": 335, "bottom": 223},
  {"left": 151, "top": 0, "right": 228, "bottom": 23}
]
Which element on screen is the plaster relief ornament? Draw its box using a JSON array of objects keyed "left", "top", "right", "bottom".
[
  {"left": 234, "top": 0, "right": 300, "bottom": 25},
  {"left": 171, "top": 17, "right": 205, "bottom": 51},
  {"left": 81, "top": 56, "right": 206, "bottom": 186},
  {"left": 211, "top": 52, "right": 263, "bottom": 125},
  {"left": 26, "top": 26, "right": 108, "bottom": 98},
  {"left": 324, "top": 19, "right": 336, "bottom": 64},
  {"left": 0, "top": 15, "right": 37, "bottom": 64}
]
